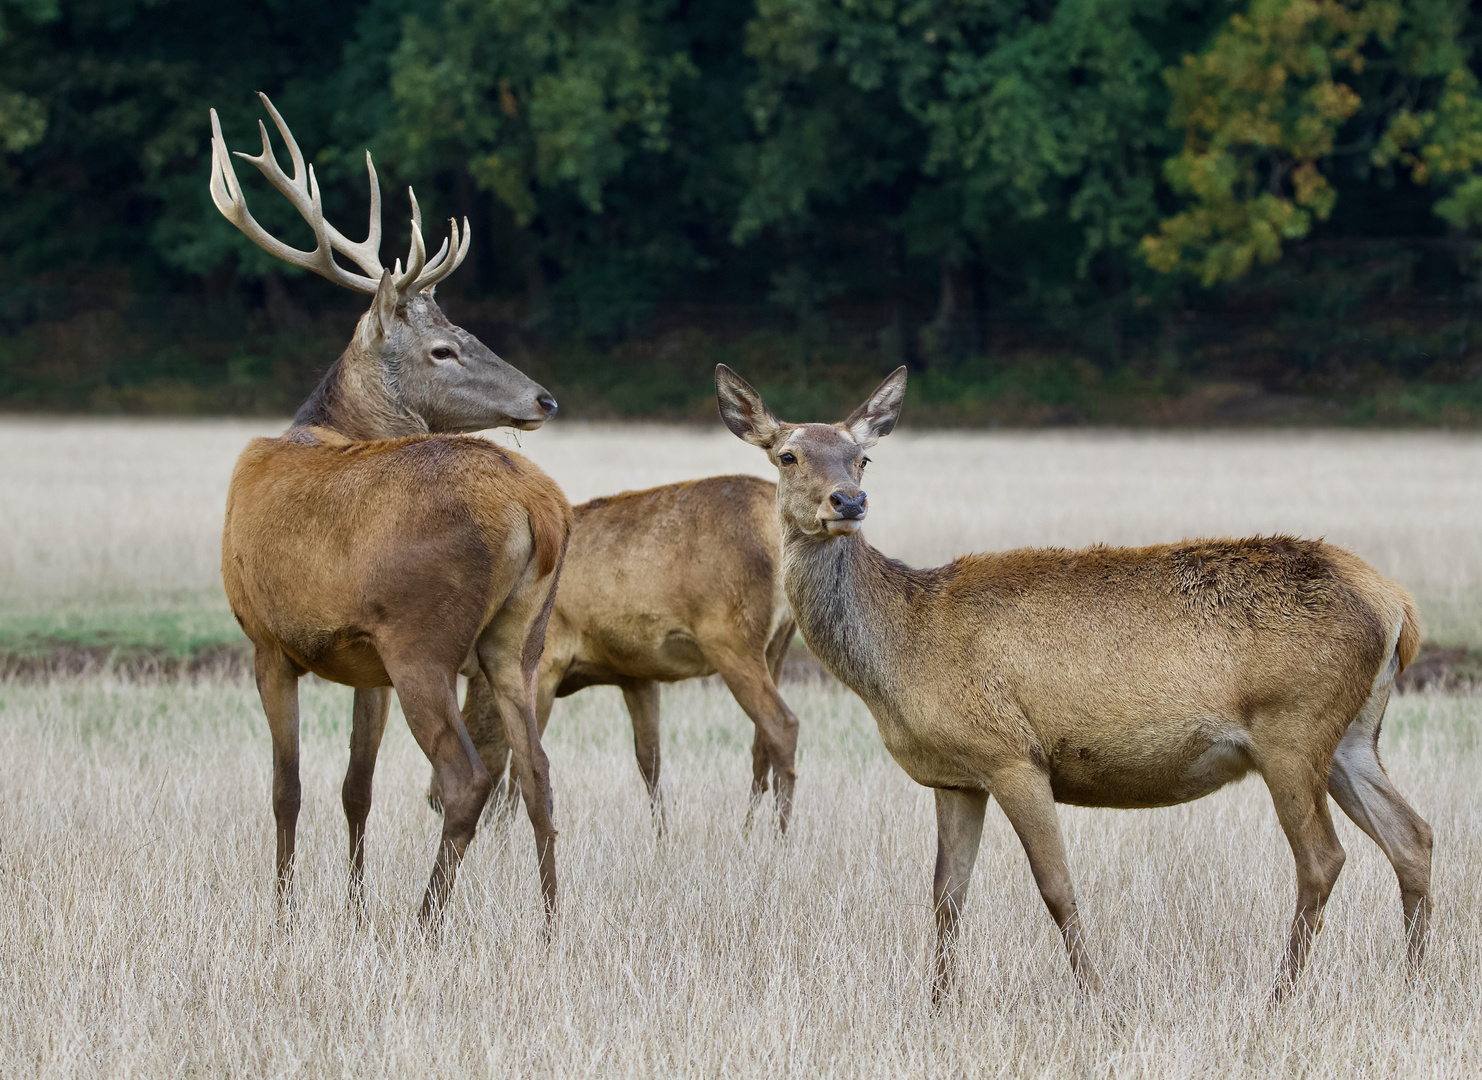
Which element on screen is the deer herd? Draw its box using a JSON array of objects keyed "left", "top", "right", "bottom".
[{"left": 212, "top": 95, "right": 1434, "bottom": 1004}]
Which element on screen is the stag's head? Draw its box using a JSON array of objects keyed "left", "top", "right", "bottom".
[
  {"left": 209, "top": 94, "right": 556, "bottom": 435},
  {"left": 716, "top": 364, "right": 906, "bottom": 541}
]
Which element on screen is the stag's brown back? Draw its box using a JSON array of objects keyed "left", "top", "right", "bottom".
[{"left": 224, "top": 432, "right": 569, "bottom": 687}]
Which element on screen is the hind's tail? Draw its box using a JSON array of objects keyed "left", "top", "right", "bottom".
[{"left": 1395, "top": 588, "right": 1422, "bottom": 674}]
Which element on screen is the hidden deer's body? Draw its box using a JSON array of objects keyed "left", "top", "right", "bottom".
[
  {"left": 717, "top": 363, "right": 1433, "bottom": 1002},
  {"left": 213, "top": 94, "right": 570, "bottom": 921},
  {"left": 444, "top": 475, "right": 801, "bottom": 829}
]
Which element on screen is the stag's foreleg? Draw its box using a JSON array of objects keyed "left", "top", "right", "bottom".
[
  {"left": 711, "top": 647, "right": 800, "bottom": 832},
  {"left": 1327, "top": 676, "right": 1433, "bottom": 965},
  {"left": 254, "top": 649, "right": 302, "bottom": 911},
  {"left": 990, "top": 762, "right": 1101, "bottom": 993},
  {"left": 931, "top": 787, "right": 989, "bottom": 1006},
  {"left": 1264, "top": 757, "right": 1347, "bottom": 1000},
  {"left": 620, "top": 679, "right": 665, "bottom": 831},
  {"left": 343, "top": 686, "right": 391, "bottom": 913}
]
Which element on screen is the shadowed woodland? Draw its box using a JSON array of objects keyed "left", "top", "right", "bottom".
[{"left": 3, "top": 0, "right": 1482, "bottom": 423}]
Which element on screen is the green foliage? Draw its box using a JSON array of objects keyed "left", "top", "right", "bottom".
[
  {"left": 0, "top": 0, "right": 1480, "bottom": 416},
  {"left": 1145, "top": 0, "right": 1482, "bottom": 283}
]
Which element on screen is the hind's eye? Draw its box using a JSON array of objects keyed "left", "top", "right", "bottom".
[
  {"left": 859, "top": 456, "right": 871, "bottom": 469},
  {"left": 431, "top": 346, "right": 455, "bottom": 360},
  {"left": 779, "top": 452, "right": 797, "bottom": 466}
]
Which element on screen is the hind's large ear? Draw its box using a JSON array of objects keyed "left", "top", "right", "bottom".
[
  {"left": 842, "top": 366, "right": 907, "bottom": 448},
  {"left": 716, "top": 365, "right": 784, "bottom": 449}
]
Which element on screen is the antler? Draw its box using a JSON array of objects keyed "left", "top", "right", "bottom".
[{"left": 209, "top": 92, "right": 470, "bottom": 301}]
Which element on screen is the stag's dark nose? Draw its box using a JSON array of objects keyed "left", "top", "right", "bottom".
[
  {"left": 536, "top": 392, "right": 558, "bottom": 417},
  {"left": 829, "top": 490, "right": 867, "bottom": 519}
]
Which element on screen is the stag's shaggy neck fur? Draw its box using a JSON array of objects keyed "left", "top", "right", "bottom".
[{"left": 293, "top": 344, "right": 425, "bottom": 441}]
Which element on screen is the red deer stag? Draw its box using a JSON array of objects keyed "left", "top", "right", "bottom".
[
  {"left": 213, "top": 94, "right": 572, "bottom": 922},
  {"left": 715, "top": 364, "right": 1432, "bottom": 1002},
  {"left": 430, "top": 476, "right": 800, "bottom": 830}
]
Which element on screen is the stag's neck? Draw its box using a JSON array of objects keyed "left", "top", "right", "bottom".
[
  {"left": 781, "top": 527, "right": 921, "bottom": 700},
  {"left": 291, "top": 348, "right": 427, "bottom": 442}
]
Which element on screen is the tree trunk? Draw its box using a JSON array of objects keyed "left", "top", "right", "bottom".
[{"left": 918, "top": 254, "right": 975, "bottom": 370}]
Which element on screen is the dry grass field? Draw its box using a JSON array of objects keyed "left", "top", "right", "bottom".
[
  {"left": 0, "top": 678, "right": 1478, "bottom": 1077},
  {"left": 3, "top": 418, "right": 1482, "bottom": 1077}
]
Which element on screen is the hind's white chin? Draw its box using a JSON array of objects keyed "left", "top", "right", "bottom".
[{"left": 822, "top": 518, "right": 862, "bottom": 536}]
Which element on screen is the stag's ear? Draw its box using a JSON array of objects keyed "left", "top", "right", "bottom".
[
  {"left": 357, "top": 269, "right": 400, "bottom": 351},
  {"left": 842, "top": 366, "right": 907, "bottom": 448},
  {"left": 716, "top": 364, "right": 783, "bottom": 449}
]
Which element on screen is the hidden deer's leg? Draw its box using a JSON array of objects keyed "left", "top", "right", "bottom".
[
  {"left": 1263, "top": 757, "right": 1347, "bottom": 1000},
  {"left": 710, "top": 648, "right": 801, "bottom": 832},
  {"left": 765, "top": 621, "right": 795, "bottom": 686},
  {"left": 989, "top": 762, "right": 1101, "bottom": 992},
  {"left": 390, "top": 665, "right": 493, "bottom": 924},
  {"left": 343, "top": 686, "right": 391, "bottom": 909},
  {"left": 467, "top": 667, "right": 519, "bottom": 822},
  {"left": 931, "top": 787, "right": 990, "bottom": 1006},
  {"left": 621, "top": 679, "right": 665, "bottom": 829},
  {"left": 1328, "top": 683, "right": 1433, "bottom": 965},
  {"left": 254, "top": 648, "right": 302, "bottom": 908}
]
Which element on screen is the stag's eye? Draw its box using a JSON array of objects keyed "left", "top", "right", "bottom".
[
  {"left": 431, "top": 346, "right": 455, "bottom": 360},
  {"left": 778, "top": 451, "right": 797, "bottom": 466}
]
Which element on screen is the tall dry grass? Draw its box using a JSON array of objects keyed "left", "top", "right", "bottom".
[
  {"left": 0, "top": 676, "right": 1477, "bottom": 1077},
  {"left": 4, "top": 419, "right": 1482, "bottom": 642}
]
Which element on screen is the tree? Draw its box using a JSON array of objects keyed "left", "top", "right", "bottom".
[
  {"left": 391, "top": 0, "right": 724, "bottom": 332},
  {"left": 1142, "top": 0, "right": 1482, "bottom": 284}
]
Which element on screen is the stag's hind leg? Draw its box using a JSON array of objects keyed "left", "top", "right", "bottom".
[
  {"left": 1328, "top": 672, "right": 1433, "bottom": 964},
  {"left": 387, "top": 664, "right": 493, "bottom": 923},
  {"left": 343, "top": 686, "right": 391, "bottom": 911},
  {"left": 476, "top": 586, "right": 561, "bottom": 921},
  {"left": 254, "top": 648, "right": 302, "bottom": 909},
  {"left": 1263, "top": 756, "right": 1347, "bottom": 999}
]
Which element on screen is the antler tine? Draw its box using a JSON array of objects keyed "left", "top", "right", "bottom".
[
  {"left": 255, "top": 92, "right": 307, "bottom": 190},
  {"left": 411, "top": 217, "right": 472, "bottom": 293},
  {"left": 317, "top": 150, "right": 386, "bottom": 279},
  {"left": 393, "top": 187, "right": 430, "bottom": 298},
  {"left": 207, "top": 99, "right": 381, "bottom": 295}
]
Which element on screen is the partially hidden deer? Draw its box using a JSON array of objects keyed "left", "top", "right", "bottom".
[
  {"left": 213, "top": 93, "right": 573, "bottom": 922},
  {"left": 715, "top": 363, "right": 1433, "bottom": 1002},
  {"left": 430, "top": 475, "right": 801, "bottom": 830}
]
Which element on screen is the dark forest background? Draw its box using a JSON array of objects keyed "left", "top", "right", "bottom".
[{"left": 3, "top": 0, "right": 1482, "bottom": 425}]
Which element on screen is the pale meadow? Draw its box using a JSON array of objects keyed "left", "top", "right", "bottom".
[
  {"left": 2, "top": 417, "right": 1482, "bottom": 1077},
  {"left": 4, "top": 418, "right": 1482, "bottom": 642}
]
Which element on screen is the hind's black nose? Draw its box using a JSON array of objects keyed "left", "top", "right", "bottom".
[
  {"left": 829, "top": 490, "right": 867, "bottom": 519},
  {"left": 536, "top": 392, "right": 558, "bottom": 417}
]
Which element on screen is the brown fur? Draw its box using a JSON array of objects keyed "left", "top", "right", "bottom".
[
  {"left": 436, "top": 475, "right": 802, "bottom": 830},
  {"left": 224, "top": 431, "right": 572, "bottom": 921},
  {"left": 212, "top": 96, "right": 569, "bottom": 924},
  {"left": 717, "top": 363, "right": 1434, "bottom": 1004}
]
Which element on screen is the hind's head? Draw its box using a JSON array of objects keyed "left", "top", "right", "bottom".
[{"left": 715, "top": 364, "right": 906, "bottom": 540}]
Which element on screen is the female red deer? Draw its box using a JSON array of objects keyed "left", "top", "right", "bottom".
[
  {"left": 212, "top": 94, "right": 572, "bottom": 921},
  {"left": 715, "top": 364, "right": 1433, "bottom": 1002},
  {"left": 432, "top": 476, "right": 800, "bottom": 830}
]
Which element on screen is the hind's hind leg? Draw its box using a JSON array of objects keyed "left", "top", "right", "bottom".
[{"left": 1328, "top": 663, "right": 1434, "bottom": 964}]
